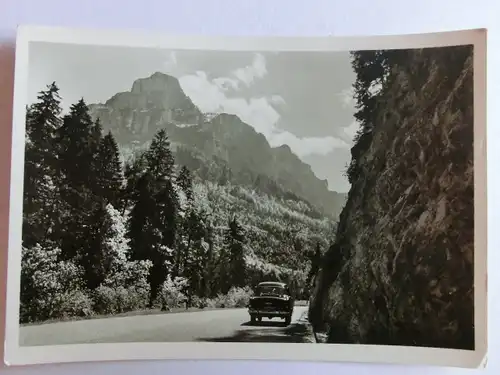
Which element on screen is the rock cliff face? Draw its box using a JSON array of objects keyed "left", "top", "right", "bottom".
[
  {"left": 89, "top": 72, "right": 346, "bottom": 218},
  {"left": 89, "top": 72, "right": 202, "bottom": 145},
  {"left": 309, "top": 46, "right": 475, "bottom": 349}
]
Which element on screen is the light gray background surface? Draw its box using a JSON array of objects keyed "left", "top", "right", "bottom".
[{"left": 0, "top": 0, "right": 497, "bottom": 374}]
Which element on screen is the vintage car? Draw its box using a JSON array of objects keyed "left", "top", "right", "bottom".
[{"left": 247, "top": 281, "right": 294, "bottom": 325}]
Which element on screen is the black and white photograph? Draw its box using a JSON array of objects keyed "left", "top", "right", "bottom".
[{"left": 4, "top": 26, "right": 487, "bottom": 368}]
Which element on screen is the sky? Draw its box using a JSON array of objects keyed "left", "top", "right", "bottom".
[{"left": 27, "top": 41, "right": 360, "bottom": 193}]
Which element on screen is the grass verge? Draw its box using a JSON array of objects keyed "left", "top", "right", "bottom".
[{"left": 21, "top": 300, "right": 308, "bottom": 327}]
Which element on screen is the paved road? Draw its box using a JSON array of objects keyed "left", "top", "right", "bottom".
[{"left": 20, "top": 306, "right": 312, "bottom": 346}]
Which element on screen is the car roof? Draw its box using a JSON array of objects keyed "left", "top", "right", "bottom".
[{"left": 257, "top": 281, "right": 287, "bottom": 287}]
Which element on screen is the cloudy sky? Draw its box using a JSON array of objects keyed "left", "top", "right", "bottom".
[{"left": 27, "top": 42, "right": 359, "bottom": 193}]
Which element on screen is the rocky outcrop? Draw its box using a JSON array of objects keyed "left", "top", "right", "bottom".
[
  {"left": 201, "top": 113, "right": 347, "bottom": 217},
  {"left": 309, "top": 46, "right": 474, "bottom": 350},
  {"left": 89, "top": 72, "right": 202, "bottom": 145}
]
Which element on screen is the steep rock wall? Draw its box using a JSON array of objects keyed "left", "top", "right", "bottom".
[{"left": 309, "top": 46, "right": 474, "bottom": 350}]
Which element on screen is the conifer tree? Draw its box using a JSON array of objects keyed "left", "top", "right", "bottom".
[
  {"left": 56, "top": 99, "right": 103, "bottom": 286},
  {"left": 57, "top": 98, "right": 100, "bottom": 189},
  {"left": 177, "top": 166, "right": 194, "bottom": 203},
  {"left": 224, "top": 216, "right": 247, "bottom": 290},
  {"left": 94, "top": 131, "right": 124, "bottom": 208},
  {"left": 182, "top": 208, "right": 207, "bottom": 301},
  {"left": 23, "top": 82, "right": 63, "bottom": 247},
  {"left": 127, "top": 129, "right": 180, "bottom": 305},
  {"left": 202, "top": 219, "right": 215, "bottom": 298}
]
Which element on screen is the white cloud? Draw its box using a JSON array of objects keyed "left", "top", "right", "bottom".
[
  {"left": 270, "top": 94, "right": 286, "bottom": 106},
  {"left": 179, "top": 71, "right": 226, "bottom": 112},
  {"left": 337, "top": 87, "right": 355, "bottom": 108},
  {"left": 177, "top": 54, "right": 348, "bottom": 159},
  {"left": 231, "top": 53, "right": 267, "bottom": 87},
  {"left": 163, "top": 51, "right": 178, "bottom": 74},
  {"left": 343, "top": 120, "right": 360, "bottom": 140},
  {"left": 179, "top": 72, "right": 279, "bottom": 136},
  {"left": 213, "top": 77, "right": 240, "bottom": 91},
  {"left": 269, "top": 131, "right": 349, "bottom": 158}
]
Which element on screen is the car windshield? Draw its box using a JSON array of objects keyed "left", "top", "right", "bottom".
[{"left": 255, "top": 285, "right": 286, "bottom": 296}]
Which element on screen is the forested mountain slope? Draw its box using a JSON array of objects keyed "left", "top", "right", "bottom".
[
  {"left": 21, "top": 80, "right": 336, "bottom": 323},
  {"left": 88, "top": 72, "right": 346, "bottom": 218}
]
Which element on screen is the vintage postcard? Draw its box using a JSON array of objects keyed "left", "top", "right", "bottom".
[{"left": 4, "top": 25, "right": 487, "bottom": 368}]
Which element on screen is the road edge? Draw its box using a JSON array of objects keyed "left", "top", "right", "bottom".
[{"left": 294, "top": 310, "right": 316, "bottom": 344}]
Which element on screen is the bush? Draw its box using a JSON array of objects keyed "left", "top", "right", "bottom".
[
  {"left": 203, "top": 297, "right": 218, "bottom": 309},
  {"left": 93, "top": 286, "right": 124, "bottom": 315},
  {"left": 92, "top": 284, "right": 150, "bottom": 315},
  {"left": 20, "top": 244, "right": 89, "bottom": 323},
  {"left": 55, "top": 290, "right": 94, "bottom": 319},
  {"left": 226, "top": 286, "right": 253, "bottom": 307},
  {"left": 157, "top": 275, "right": 189, "bottom": 309},
  {"left": 190, "top": 295, "right": 211, "bottom": 309},
  {"left": 207, "top": 286, "right": 253, "bottom": 308}
]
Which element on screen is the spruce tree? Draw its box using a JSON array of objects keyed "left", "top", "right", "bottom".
[
  {"left": 145, "top": 129, "right": 175, "bottom": 180},
  {"left": 174, "top": 165, "right": 195, "bottom": 278},
  {"left": 23, "top": 83, "right": 63, "bottom": 247},
  {"left": 25, "top": 82, "right": 62, "bottom": 160},
  {"left": 182, "top": 208, "right": 207, "bottom": 301},
  {"left": 177, "top": 166, "right": 194, "bottom": 203},
  {"left": 94, "top": 131, "right": 124, "bottom": 208},
  {"left": 56, "top": 98, "right": 103, "bottom": 286},
  {"left": 202, "top": 219, "right": 215, "bottom": 298},
  {"left": 127, "top": 129, "right": 180, "bottom": 306},
  {"left": 57, "top": 98, "right": 102, "bottom": 193},
  {"left": 224, "top": 216, "right": 246, "bottom": 290}
]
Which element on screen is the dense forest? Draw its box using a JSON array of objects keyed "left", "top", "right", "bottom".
[{"left": 20, "top": 84, "right": 333, "bottom": 324}]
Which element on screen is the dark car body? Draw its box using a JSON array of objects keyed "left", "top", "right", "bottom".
[{"left": 248, "top": 281, "right": 294, "bottom": 325}]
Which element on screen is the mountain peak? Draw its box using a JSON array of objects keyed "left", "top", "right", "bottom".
[
  {"left": 275, "top": 144, "right": 292, "bottom": 152},
  {"left": 89, "top": 72, "right": 346, "bottom": 218},
  {"left": 131, "top": 72, "right": 181, "bottom": 94},
  {"left": 211, "top": 112, "right": 244, "bottom": 124}
]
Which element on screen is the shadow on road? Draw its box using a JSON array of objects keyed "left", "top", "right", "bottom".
[
  {"left": 240, "top": 320, "right": 287, "bottom": 327},
  {"left": 197, "top": 321, "right": 314, "bottom": 343}
]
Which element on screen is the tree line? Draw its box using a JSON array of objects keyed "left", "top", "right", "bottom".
[{"left": 20, "top": 83, "right": 259, "bottom": 323}]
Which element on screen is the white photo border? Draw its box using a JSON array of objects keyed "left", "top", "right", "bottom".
[{"left": 3, "top": 25, "right": 488, "bottom": 368}]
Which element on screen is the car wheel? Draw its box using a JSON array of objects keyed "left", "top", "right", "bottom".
[
  {"left": 257, "top": 316, "right": 262, "bottom": 322},
  {"left": 284, "top": 315, "right": 291, "bottom": 325},
  {"left": 250, "top": 315, "right": 256, "bottom": 323}
]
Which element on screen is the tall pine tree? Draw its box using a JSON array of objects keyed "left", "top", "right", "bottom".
[
  {"left": 56, "top": 98, "right": 104, "bottom": 288},
  {"left": 177, "top": 166, "right": 194, "bottom": 203},
  {"left": 23, "top": 82, "right": 63, "bottom": 247},
  {"left": 181, "top": 208, "right": 207, "bottom": 303},
  {"left": 128, "top": 129, "right": 180, "bottom": 306},
  {"left": 57, "top": 98, "right": 101, "bottom": 189},
  {"left": 175, "top": 165, "right": 195, "bottom": 278},
  {"left": 94, "top": 131, "right": 124, "bottom": 208},
  {"left": 223, "top": 216, "right": 247, "bottom": 291}
]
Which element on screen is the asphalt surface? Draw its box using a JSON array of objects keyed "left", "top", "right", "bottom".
[{"left": 19, "top": 305, "right": 312, "bottom": 346}]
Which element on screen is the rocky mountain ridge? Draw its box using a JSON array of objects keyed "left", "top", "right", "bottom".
[
  {"left": 88, "top": 72, "right": 346, "bottom": 218},
  {"left": 308, "top": 46, "right": 475, "bottom": 349}
]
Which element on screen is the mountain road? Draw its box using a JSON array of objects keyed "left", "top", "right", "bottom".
[{"left": 19, "top": 305, "right": 313, "bottom": 346}]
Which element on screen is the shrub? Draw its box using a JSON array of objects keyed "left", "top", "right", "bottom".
[
  {"left": 157, "top": 275, "right": 189, "bottom": 309},
  {"left": 92, "top": 284, "right": 150, "bottom": 315},
  {"left": 93, "top": 285, "right": 124, "bottom": 315},
  {"left": 20, "top": 244, "right": 89, "bottom": 323},
  {"left": 225, "top": 286, "right": 253, "bottom": 307},
  {"left": 55, "top": 290, "right": 94, "bottom": 319},
  {"left": 207, "top": 286, "right": 253, "bottom": 308}
]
